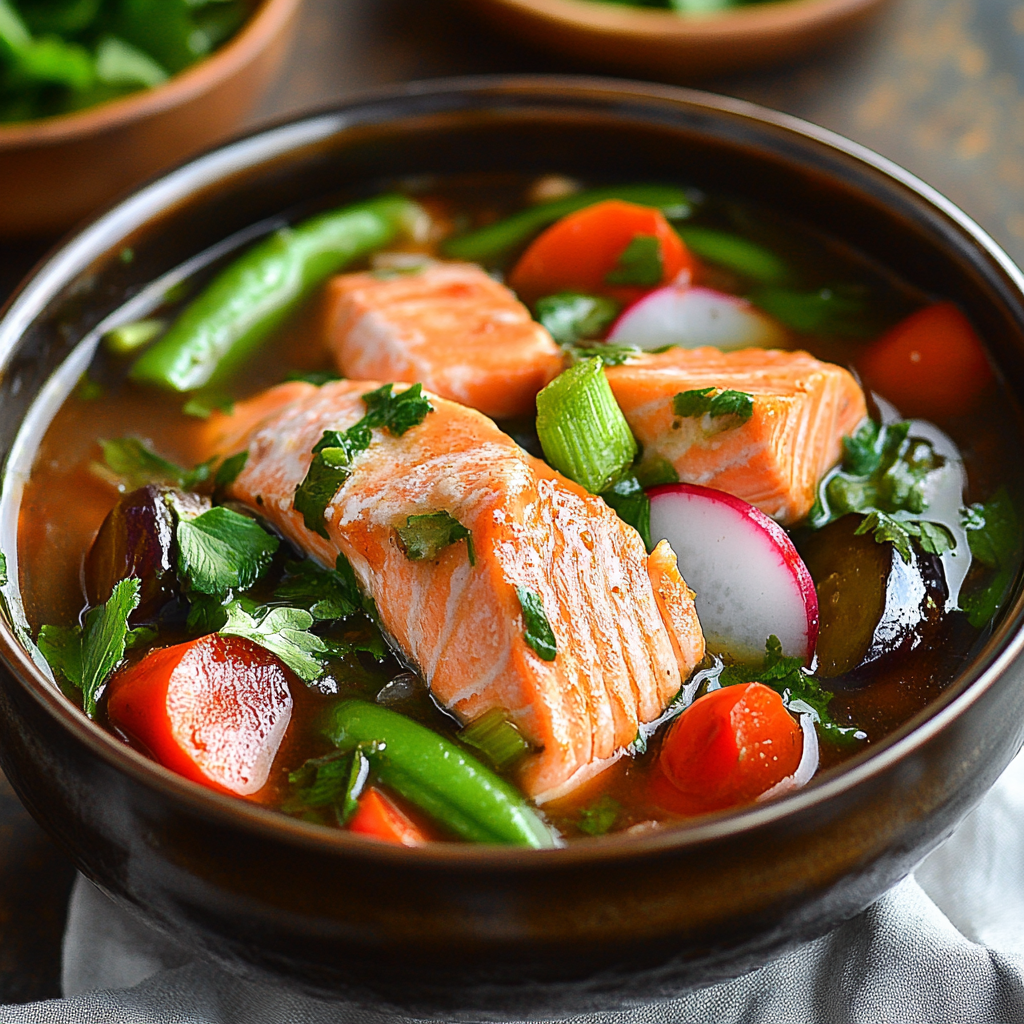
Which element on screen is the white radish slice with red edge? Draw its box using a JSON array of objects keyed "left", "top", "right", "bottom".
[
  {"left": 648, "top": 483, "right": 818, "bottom": 661},
  {"left": 607, "top": 284, "right": 786, "bottom": 351}
]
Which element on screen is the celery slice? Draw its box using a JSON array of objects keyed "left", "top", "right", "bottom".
[{"left": 536, "top": 359, "right": 637, "bottom": 494}]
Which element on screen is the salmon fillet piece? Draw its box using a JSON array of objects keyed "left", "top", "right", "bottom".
[
  {"left": 605, "top": 347, "right": 867, "bottom": 524},
  {"left": 205, "top": 381, "right": 705, "bottom": 802},
  {"left": 323, "top": 262, "right": 564, "bottom": 420}
]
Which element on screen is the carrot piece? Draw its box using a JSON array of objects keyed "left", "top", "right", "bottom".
[
  {"left": 106, "top": 634, "right": 294, "bottom": 797},
  {"left": 653, "top": 682, "right": 801, "bottom": 815},
  {"left": 348, "top": 787, "right": 427, "bottom": 846},
  {"left": 858, "top": 302, "right": 993, "bottom": 420},
  {"left": 508, "top": 199, "right": 694, "bottom": 306}
]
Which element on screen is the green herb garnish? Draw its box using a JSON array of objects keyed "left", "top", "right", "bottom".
[
  {"left": 562, "top": 342, "right": 643, "bottom": 367},
  {"left": 458, "top": 708, "right": 531, "bottom": 771},
  {"left": 600, "top": 472, "right": 652, "bottom": 550},
  {"left": 604, "top": 235, "right": 663, "bottom": 287},
  {"left": 516, "top": 586, "right": 557, "bottom": 661},
  {"left": 719, "top": 636, "right": 866, "bottom": 746},
  {"left": 283, "top": 747, "right": 370, "bottom": 824},
  {"left": 0, "top": 552, "right": 6, "bottom": 587},
  {"left": 214, "top": 450, "right": 248, "bottom": 488},
  {"left": 578, "top": 795, "right": 621, "bottom": 836},
  {"left": 854, "top": 511, "right": 954, "bottom": 564},
  {"left": 749, "top": 285, "right": 872, "bottom": 337},
  {"left": 285, "top": 369, "right": 343, "bottom": 386},
  {"left": 673, "top": 387, "right": 754, "bottom": 424},
  {"left": 396, "top": 511, "right": 475, "bottom": 565},
  {"left": 175, "top": 506, "right": 278, "bottom": 598},
  {"left": 219, "top": 601, "right": 328, "bottom": 683},
  {"left": 961, "top": 489, "right": 1020, "bottom": 628},
  {"left": 535, "top": 292, "right": 620, "bottom": 345},
  {"left": 182, "top": 394, "right": 234, "bottom": 420},
  {"left": 98, "top": 437, "right": 211, "bottom": 491},
  {"left": 37, "top": 578, "right": 140, "bottom": 717},
  {"left": 273, "top": 558, "right": 361, "bottom": 621},
  {"left": 294, "top": 384, "right": 433, "bottom": 538}
]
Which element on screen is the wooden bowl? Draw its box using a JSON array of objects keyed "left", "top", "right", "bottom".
[
  {"left": 0, "top": 0, "right": 302, "bottom": 238},
  {"left": 466, "top": 0, "right": 890, "bottom": 79}
]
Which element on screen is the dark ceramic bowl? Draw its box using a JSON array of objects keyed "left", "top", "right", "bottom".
[{"left": 1, "top": 78, "right": 1023, "bottom": 1019}]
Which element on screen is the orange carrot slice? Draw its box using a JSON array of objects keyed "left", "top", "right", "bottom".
[
  {"left": 106, "top": 634, "right": 294, "bottom": 797},
  {"left": 508, "top": 199, "right": 694, "bottom": 306},
  {"left": 348, "top": 787, "right": 427, "bottom": 846}
]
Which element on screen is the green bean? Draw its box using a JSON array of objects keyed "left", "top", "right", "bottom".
[
  {"left": 323, "top": 700, "right": 556, "bottom": 848},
  {"left": 130, "top": 195, "right": 426, "bottom": 392},
  {"left": 441, "top": 184, "right": 694, "bottom": 262},
  {"left": 675, "top": 226, "right": 790, "bottom": 285}
]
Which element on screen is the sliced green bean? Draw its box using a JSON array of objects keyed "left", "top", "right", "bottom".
[
  {"left": 675, "top": 226, "right": 790, "bottom": 285},
  {"left": 323, "top": 700, "right": 556, "bottom": 848},
  {"left": 130, "top": 195, "right": 427, "bottom": 392},
  {"left": 442, "top": 184, "right": 694, "bottom": 262}
]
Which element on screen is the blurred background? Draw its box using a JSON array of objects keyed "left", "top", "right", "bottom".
[{"left": 1, "top": 0, "right": 1022, "bottom": 1002}]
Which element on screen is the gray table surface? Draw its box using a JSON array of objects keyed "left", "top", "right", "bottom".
[{"left": 0, "top": 0, "right": 1020, "bottom": 1003}]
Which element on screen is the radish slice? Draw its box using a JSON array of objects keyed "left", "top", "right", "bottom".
[
  {"left": 757, "top": 713, "right": 819, "bottom": 803},
  {"left": 648, "top": 483, "right": 818, "bottom": 661},
  {"left": 606, "top": 284, "right": 786, "bottom": 351}
]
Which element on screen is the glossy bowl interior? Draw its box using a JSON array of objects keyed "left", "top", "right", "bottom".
[
  {"left": 465, "top": 0, "right": 890, "bottom": 79},
  {"left": 0, "top": 0, "right": 302, "bottom": 237},
  {"left": 1, "top": 78, "right": 1024, "bottom": 1019}
]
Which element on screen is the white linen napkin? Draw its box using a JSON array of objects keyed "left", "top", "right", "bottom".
[{"left": 4, "top": 750, "right": 1024, "bottom": 1024}]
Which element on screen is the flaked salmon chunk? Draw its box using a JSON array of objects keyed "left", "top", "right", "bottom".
[
  {"left": 205, "top": 381, "right": 705, "bottom": 802},
  {"left": 605, "top": 347, "right": 868, "bottom": 525},
  {"left": 323, "top": 262, "right": 565, "bottom": 420}
]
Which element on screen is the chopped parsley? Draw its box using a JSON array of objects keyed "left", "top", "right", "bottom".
[
  {"left": 719, "top": 636, "right": 866, "bottom": 746},
  {"left": 577, "top": 795, "right": 621, "bottom": 836},
  {"left": 98, "top": 437, "right": 211, "bottom": 491},
  {"left": 219, "top": 601, "right": 329, "bottom": 683},
  {"left": 604, "top": 235, "right": 662, "bottom": 287},
  {"left": 273, "top": 558, "right": 362, "bottom": 621},
  {"left": 516, "top": 586, "right": 557, "bottom": 661},
  {"left": 673, "top": 387, "right": 754, "bottom": 424},
  {"left": 37, "top": 578, "right": 141, "bottom": 718},
  {"left": 853, "top": 511, "right": 954, "bottom": 564},
  {"left": 396, "top": 511, "right": 475, "bottom": 565},
  {"left": 562, "top": 342, "right": 643, "bottom": 367},
  {"left": 600, "top": 472, "right": 652, "bottom": 551},
  {"left": 175, "top": 505, "right": 279, "bottom": 598},
  {"left": 214, "top": 450, "right": 248, "bottom": 488},
  {"left": 294, "top": 384, "right": 433, "bottom": 538},
  {"left": 535, "top": 292, "right": 620, "bottom": 345},
  {"left": 0, "top": 552, "right": 6, "bottom": 587},
  {"left": 961, "top": 489, "right": 1020, "bottom": 628}
]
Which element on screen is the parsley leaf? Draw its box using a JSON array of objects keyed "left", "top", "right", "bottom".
[
  {"left": 516, "top": 586, "right": 557, "bottom": 661},
  {"left": 960, "top": 489, "right": 1020, "bottom": 628},
  {"left": 37, "top": 578, "right": 141, "bottom": 717},
  {"left": 853, "top": 511, "right": 953, "bottom": 564},
  {"left": 578, "top": 795, "right": 621, "bottom": 836},
  {"left": 0, "top": 552, "right": 6, "bottom": 587},
  {"left": 186, "top": 592, "right": 229, "bottom": 634},
  {"left": 673, "top": 388, "right": 754, "bottom": 425},
  {"left": 98, "top": 438, "right": 212, "bottom": 491},
  {"left": 562, "top": 342, "right": 643, "bottom": 367},
  {"left": 273, "top": 558, "right": 360, "bottom": 621},
  {"left": 600, "top": 472, "right": 652, "bottom": 550},
  {"left": 175, "top": 506, "right": 279, "bottom": 598},
  {"left": 719, "top": 636, "right": 866, "bottom": 746},
  {"left": 219, "top": 602, "right": 327, "bottom": 682},
  {"left": 214, "top": 450, "right": 248, "bottom": 488},
  {"left": 535, "top": 292, "right": 620, "bottom": 345},
  {"left": 812, "top": 420, "right": 944, "bottom": 527},
  {"left": 604, "top": 235, "right": 663, "bottom": 287},
  {"left": 293, "top": 385, "right": 434, "bottom": 538},
  {"left": 396, "top": 511, "right": 475, "bottom": 565}
]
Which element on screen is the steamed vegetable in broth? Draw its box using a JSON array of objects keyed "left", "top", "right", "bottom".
[{"left": 12, "top": 174, "right": 1021, "bottom": 846}]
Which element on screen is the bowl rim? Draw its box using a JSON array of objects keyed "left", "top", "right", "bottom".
[
  {"left": 2, "top": 74, "right": 1023, "bottom": 869},
  {"left": 0, "top": 0, "right": 302, "bottom": 149},
  {"left": 468, "top": 0, "right": 887, "bottom": 39}
]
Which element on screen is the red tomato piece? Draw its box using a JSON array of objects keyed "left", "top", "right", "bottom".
[
  {"left": 654, "top": 682, "right": 802, "bottom": 815},
  {"left": 348, "top": 787, "right": 427, "bottom": 846},
  {"left": 106, "top": 634, "right": 294, "bottom": 797},
  {"left": 858, "top": 302, "right": 993, "bottom": 420},
  {"left": 508, "top": 199, "right": 695, "bottom": 306}
]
